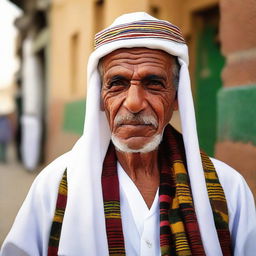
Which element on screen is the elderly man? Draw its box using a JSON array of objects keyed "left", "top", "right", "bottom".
[{"left": 1, "top": 12, "right": 256, "bottom": 256}]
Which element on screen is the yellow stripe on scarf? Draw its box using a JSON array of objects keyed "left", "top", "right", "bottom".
[{"left": 173, "top": 162, "right": 193, "bottom": 204}]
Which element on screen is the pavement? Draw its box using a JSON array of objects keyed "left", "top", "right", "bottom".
[{"left": 0, "top": 146, "right": 40, "bottom": 245}]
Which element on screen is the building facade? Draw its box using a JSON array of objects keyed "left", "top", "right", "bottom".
[
  {"left": 9, "top": 0, "right": 50, "bottom": 170},
  {"left": 216, "top": 0, "right": 256, "bottom": 196},
  {"left": 10, "top": 0, "right": 256, "bottom": 196}
]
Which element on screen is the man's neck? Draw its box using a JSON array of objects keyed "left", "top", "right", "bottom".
[{"left": 116, "top": 149, "right": 160, "bottom": 209}]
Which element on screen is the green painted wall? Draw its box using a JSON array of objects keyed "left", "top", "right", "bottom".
[
  {"left": 217, "top": 85, "right": 256, "bottom": 145},
  {"left": 63, "top": 100, "right": 86, "bottom": 135},
  {"left": 195, "top": 25, "right": 225, "bottom": 156}
]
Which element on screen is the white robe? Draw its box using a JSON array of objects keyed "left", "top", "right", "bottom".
[{"left": 1, "top": 154, "right": 256, "bottom": 256}]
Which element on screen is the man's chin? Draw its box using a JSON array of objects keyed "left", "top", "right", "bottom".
[{"left": 111, "top": 134, "right": 163, "bottom": 153}]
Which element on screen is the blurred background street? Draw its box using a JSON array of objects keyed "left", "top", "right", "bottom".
[{"left": 0, "top": 145, "right": 39, "bottom": 245}]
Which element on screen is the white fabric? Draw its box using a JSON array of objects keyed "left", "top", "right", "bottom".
[
  {"left": 21, "top": 115, "right": 42, "bottom": 171},
  {"left": 1, "top": 12, "right": 256, "bottom": 256},
  {"left": 118, "top": 162, "right": 160, "bottom": 256},
  {"left": 210, "top": 159, "right": 256, "bottom": 256},
  {"left": 22, "top": 36, "right": 44, "bottom": 117},
  {"left": 1, "top": 156, "right": 256, "bottom": 256},
  {"left": 21, "top": 36, "right": 44, "bottom": 171}
]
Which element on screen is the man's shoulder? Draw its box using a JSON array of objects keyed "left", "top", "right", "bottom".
[
  {"left": 210, "top": 159, "right": 256, "bottom": 254},
  {"left": 210, "top": 157, "right": 255, "bottom": 213},
  {"left": 30, "top": 152, "right": 70, "bottom": 198},
  {"left": 16, "top": 152, "right": 71, "bottom": 226},
  {"left": 209, "top": 157, "right": 251, "bottom": 194},
  {"left": 210, "top": 158, "right": 243, "bottom": 182},
  {"left": 0, "top": 152, "right": 72, "bottom": 256}
]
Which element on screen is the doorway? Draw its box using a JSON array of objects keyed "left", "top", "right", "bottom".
[{"left": 193, "top": 7, "right": 225, "bottom": 156}]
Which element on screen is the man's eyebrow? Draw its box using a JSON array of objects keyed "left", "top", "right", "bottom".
[
  {"left": 142, "top": 74, "right": 166, "bottom": 81},
  {"left": 108, "top": 75, "right": 127, "bottom": 81}
]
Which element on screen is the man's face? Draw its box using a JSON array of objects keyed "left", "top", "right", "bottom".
[{"left": 101, "top": 47, "right": 178, "bottom": 152}]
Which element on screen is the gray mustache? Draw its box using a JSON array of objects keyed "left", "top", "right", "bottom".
[{"left": 114, "top": 113, "right": 158, "bottom": 128}]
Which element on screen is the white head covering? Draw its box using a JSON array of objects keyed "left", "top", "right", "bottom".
[{"left": 60, "top": 12, "right": 222, "bottom": 255}]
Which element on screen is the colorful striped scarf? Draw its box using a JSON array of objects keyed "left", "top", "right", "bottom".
[
  {"left": 48, "top": 170, "right": 68, "bottom": 255},
  {"left": 48, "top": 125, "right": 232, "bottom": 255},
  {"left": 101, "top": 125, "right": 232, "bottom": 255}
]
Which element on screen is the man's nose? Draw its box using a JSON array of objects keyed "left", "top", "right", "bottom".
[{"left": 123, "top": 83, "right": 147, "bottom": 113}]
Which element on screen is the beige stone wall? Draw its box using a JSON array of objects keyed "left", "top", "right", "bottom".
[
  {"left": 180, "top": 0, "right": 219, "bottom": 36},
  {"left": 103, "top": 0, "right": 149, "bottom": 27},
  {"left": 220, "top": 0, "right": 256, "bottom": 87},
  {"left": 47, "top": 0, "right": 95, "bottom": 161},
  {"left": 50, "top": 0, "right": 94, "bottom": 100}
]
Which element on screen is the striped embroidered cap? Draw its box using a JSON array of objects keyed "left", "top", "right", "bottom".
[{"left": 95, "top": 20, "right": 186, "bottom": 49}]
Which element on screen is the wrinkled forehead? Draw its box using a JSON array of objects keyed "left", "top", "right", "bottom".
[
  {"left": 103, "top": 47, "right": 174, "bottom": 61},
  {"left": 99, "top": 47, "right": 176, "bottom": 73}
]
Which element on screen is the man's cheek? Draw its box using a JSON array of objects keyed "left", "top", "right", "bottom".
[
  {"left": 102, "top": 100, "right": 111, "bottom": 125},
  {"left": 105, "top": 102, "right": 117, "bottom": 130}
]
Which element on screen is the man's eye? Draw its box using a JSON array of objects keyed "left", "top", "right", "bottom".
[
  {"left": 109, "top": 80, "right": 126, "bottom": 87},
  {"left": 146, "top": 80, "right": 164, "bottom": 89},
  {"left": 106, "top": 78, "right": 129, "bottom": 91},
  {"left": 151, "top": 80, "right": 163, "bottom": 85}
]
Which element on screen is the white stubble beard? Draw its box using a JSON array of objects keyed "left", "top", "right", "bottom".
[{"left": 111, "top": 132, "right": 163, "bottom": 153}]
